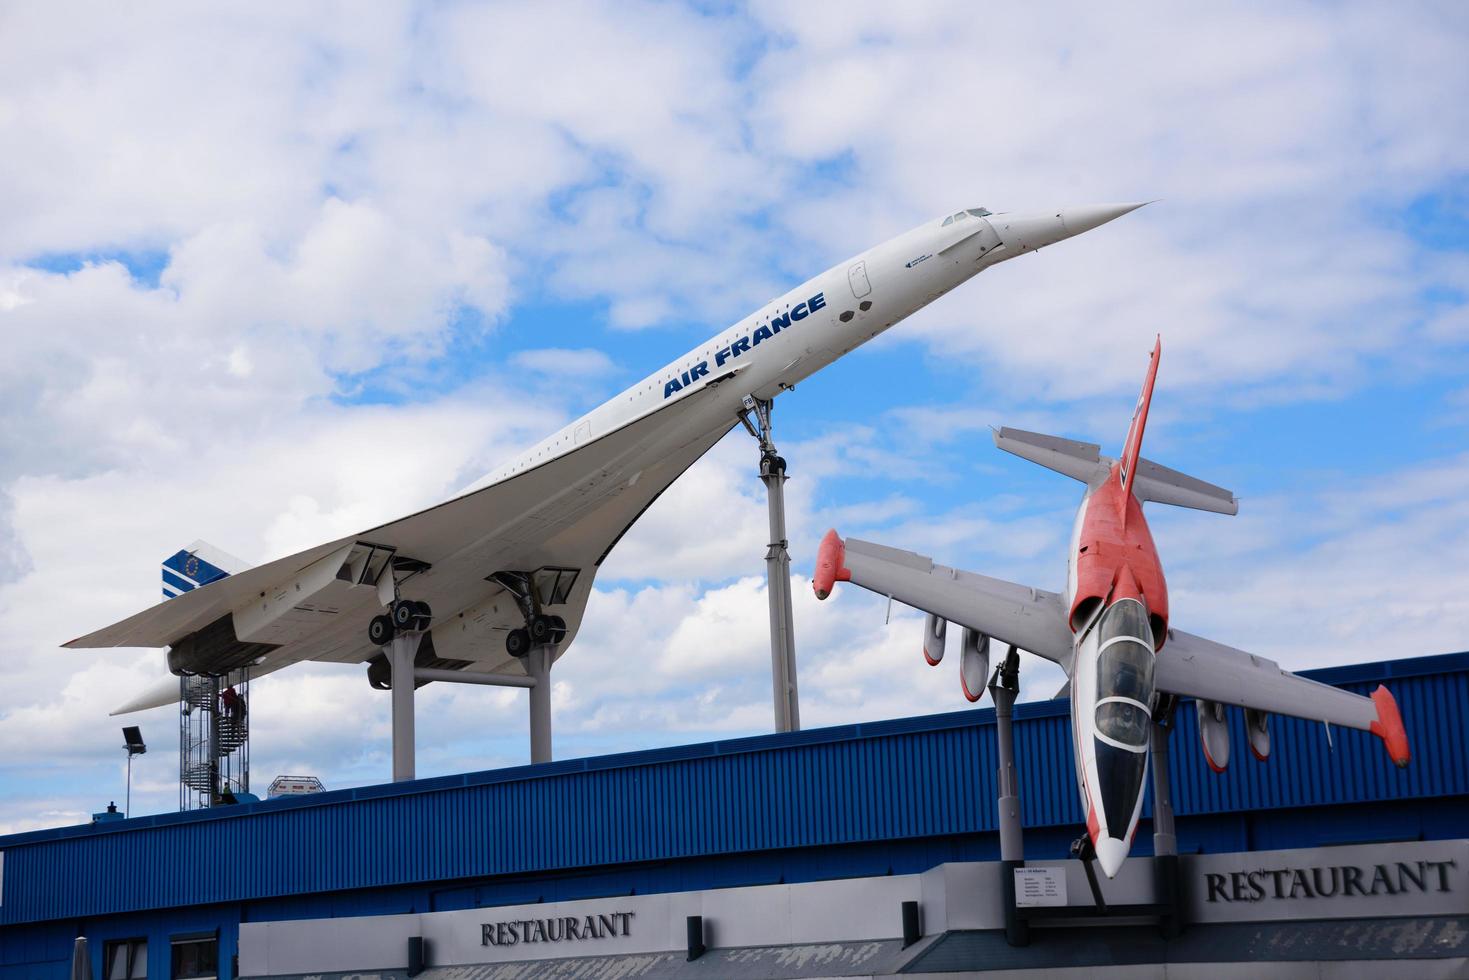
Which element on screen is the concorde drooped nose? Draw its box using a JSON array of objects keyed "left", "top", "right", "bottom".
[{"left": 992, "top": 202, "right": 1147, "bottom": 255}]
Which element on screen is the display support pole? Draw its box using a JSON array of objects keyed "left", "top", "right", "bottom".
[
  {"left": 1151, "top": 697, "right": 1183, "bottom": 938},
  {"left": 990, "top": 646, "right": 1029, "bottom": 947},
  {"left": 740, "top": 396, "right": 800, "bottom": 733},
  {"left": 528, "top": 644, "right": 554, "bottom": 764},
  {"left": 387, "top": 631, "right": 422, "bottom": 782}
]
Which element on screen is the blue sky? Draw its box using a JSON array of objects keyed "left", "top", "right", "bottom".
[{"left": 0, "top": 1, "right": 1466, "bottom": 833}]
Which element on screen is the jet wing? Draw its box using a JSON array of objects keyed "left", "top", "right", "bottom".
[
  {"left": 68, "top": 381, "right": 738, "bottom": 679},
  {"left": 813, "top": 533, "right": 1074, "bottom": 670},
  {"left": 1155, "top": 628, "right": 1410, "bottom": 764}
]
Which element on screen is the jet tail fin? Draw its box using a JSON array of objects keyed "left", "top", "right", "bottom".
[
  {"left": 160, "top": 540, "right": 250, "bottom": 601},
  {"left": 1118, "top": 336, "right": 1161, "bottom": 499}
]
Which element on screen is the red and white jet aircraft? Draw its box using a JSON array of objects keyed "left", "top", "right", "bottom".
[{"left": 813, "top": 339, "right": 1411, "bottom": 877}]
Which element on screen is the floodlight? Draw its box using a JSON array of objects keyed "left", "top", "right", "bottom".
[{"left": 121, "top": 725, "right": 147, "bottom": 818}]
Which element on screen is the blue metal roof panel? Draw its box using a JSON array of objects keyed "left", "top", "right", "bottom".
[{"left": 0, "top": 651, "right": 1465, "bottom": 924}]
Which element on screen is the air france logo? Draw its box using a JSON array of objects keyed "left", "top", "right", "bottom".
[{"left": 664, "top": 292, "right": 826, "bottom": 399}]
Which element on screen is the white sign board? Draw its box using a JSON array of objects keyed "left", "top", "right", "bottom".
[{"left": 1014, "top": 866, "right": 1067, "bottom": 907}]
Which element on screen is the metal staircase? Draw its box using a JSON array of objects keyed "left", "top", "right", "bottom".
[{"left": 178, "top": 667, "right": 250, "bottom": 809}]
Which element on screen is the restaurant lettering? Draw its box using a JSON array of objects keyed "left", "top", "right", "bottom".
[
  {"left": 1204, "top": 860, "right": 1456, "bottom": 903},
  {"left": 481, "top": 911, "right": 635, "bottom": 946}
]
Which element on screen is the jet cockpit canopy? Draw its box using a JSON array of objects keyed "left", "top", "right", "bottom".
[
  {"left": 941, "top": 207, "right": 993, "bottom": 226},
  {"left": 1094, "top": 598, "right": 1157, "bottom": 748}
]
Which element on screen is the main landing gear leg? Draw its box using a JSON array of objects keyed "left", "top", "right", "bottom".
[
  {"left": 990, "top": 645, "right": 1030, "bottom": 947},
  {"left": 739, "top": 395, "right": 800, "bottom": 734}
]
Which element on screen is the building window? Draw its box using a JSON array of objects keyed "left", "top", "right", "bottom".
[
  {"left": 170, "top": 934, "right": 217, "bottom": 980},
  {"left": 105, "top": 938, "right": 147, "bottom": 979}
]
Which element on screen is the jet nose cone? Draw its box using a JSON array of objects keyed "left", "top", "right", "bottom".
[
  {"left": 990, "top": 201, "right": 1148, "bottom": 256},
  {"left": 1094, "top": 837, "right": 1129, "bottom": 879},
  {"left": 1058, "top": 202, "right": 1150, "bottom": 238}
]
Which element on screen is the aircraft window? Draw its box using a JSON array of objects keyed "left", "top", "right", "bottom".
[
  {"left": 954, "top": 211, "right": 968, "bottom": 220},
  {"left": 1100, "top": 599, "right": 1150, "bottom": 647},
  {"left": 941, "top": 215, "right": 954, "bottom": 227},
  {"left": 1096, "top": 699, "right": 1149, "bottom": 746},
  {"left": 967, "top": 208, "right": 992, "bottom": 217},
  {"left": 1098, "top": 638, "right": 1155, "bottom": 706}
]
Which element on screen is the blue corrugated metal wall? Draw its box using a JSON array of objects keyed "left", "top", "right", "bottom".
[{"left": 0, "top": 652, "right": 1463, "bottom": 928}]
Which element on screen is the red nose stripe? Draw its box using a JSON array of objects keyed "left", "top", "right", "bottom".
[
  {"left": 1086, "top": 806, "right": 1100, "bottom": 846},
  {"left": 812, "top": 529, "right": 851, "bottom": 600},
  {"left": 1369, "top": 685, "right": 1411, "bottom": 768}
]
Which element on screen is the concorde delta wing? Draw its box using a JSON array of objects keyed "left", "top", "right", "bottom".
[
  {"left": 1155, "top": 628, "right": 1411, "bottom": 766},
  {"left": 66, "top": 380, "right": 739, "bottom": 661},
  {"left": 813, "top": 532, "right": 1074, "bottom": 669}
]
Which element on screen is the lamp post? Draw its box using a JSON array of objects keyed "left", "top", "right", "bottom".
[{"left": 121, "top": 726, "right": 147, "bottom": 817}]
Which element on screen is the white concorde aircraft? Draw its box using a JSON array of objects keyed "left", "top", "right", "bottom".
[{"left": 68, "top": 203, "right": 1145, "bottom": 714}]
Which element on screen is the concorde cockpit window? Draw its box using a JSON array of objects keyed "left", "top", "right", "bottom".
[
  {"left": 967, "top": 207, "right": 992, "bottom": 217},
  {"left": 941, "top": 215, "right": 954, "bottom": 226}
]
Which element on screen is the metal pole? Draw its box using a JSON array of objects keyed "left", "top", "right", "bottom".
[
  {"left": 387, "top": 632, "right": 419, "bottom": 782},
  {"left": 743, "top": 397, "right": 800, "bottom": 733},
  {"left": 989, "top": 646, "right": 1028, "bottom": 946},
  {"left": 528, "top": 644, "right": 553, "bottom": 764},
  {"left": 412, "top": 668, "right": 537, "bottom": 688},
  {"left": 1151, "top": 712, "right": 1177, "bottom": 857},
  {"left": 1151, "top": 697, "right": 1183, "bottom": 939},
  {"left": 125, "top": 753, "right": 132, "bottom": 818}
]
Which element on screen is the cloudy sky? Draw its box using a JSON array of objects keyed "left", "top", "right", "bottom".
[{"left": 1, "top": 2, "right": 1466, "bottom": 833}]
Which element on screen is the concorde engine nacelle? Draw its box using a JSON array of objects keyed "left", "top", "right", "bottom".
[{"left": 1197, "top": 698, "right": 1232, "bottom": 772}]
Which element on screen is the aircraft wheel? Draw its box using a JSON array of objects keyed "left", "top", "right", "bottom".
[
  {"left": 368, "top": 615, "right": 394, "bottom": 646},
  {"left": 529, "top": 614, "right": 556, "bottom": 645},
  {"left": 506, "top": 627, "right": 531, "bottom": 658},
  {"left": 412, "top": 600, "right": 432, "bottom": 631},
  {"left": 548, "top": 615, "right": 567, "bottom": 642},
  {"left": 391, "top": 600, "right": 417, "bottom": 630}
]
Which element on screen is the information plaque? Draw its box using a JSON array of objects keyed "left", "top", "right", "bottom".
[{"left": 1014, "top": 866, "right": 1067, "bottom": 907}]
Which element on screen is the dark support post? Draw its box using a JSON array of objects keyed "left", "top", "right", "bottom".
[
  {"left": 901, "top": 900, "right": 921, "bottom": 948},
  {"left": 685, "top": 916, "right": 706, "bottom": 961},
  {"left": 989, "top": 645, "right": 1029, "bottom": 947},
  {"left": 406, "top": 936, "right": 426, "bottom": 977},
  {"left": 1151, "top": 696, "right": 1183, "bottom": 939}
]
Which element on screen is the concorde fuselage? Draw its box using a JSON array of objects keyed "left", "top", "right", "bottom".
[{"left": 471, "top": 206, "right": 1081, "bottom": 493}]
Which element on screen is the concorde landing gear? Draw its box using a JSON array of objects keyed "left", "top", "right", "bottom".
[
  {"left": 490, "top": 570, "right": 567, "bottom": 659},
  {"left": 367, "top": 599, "right": 432, "bottom": 647}
]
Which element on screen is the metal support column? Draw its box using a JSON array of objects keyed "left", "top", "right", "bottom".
[
  {"left": 739, "top": 396, "right": 800, "bottom": 733},
  {"left": 1151, "top": 695, "right": 1183, "bottom": 938},
  {"left": 386, "top": 631, "right": 421, "bottom": 782},
  {"left": 989, "top": 646, "right": 1029, "bottom": 947},
  {"left": 528, "top": 644, "right": 553, "bottom": 764}
]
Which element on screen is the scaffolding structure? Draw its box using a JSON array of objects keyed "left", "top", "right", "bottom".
[{"left": 178, "top": 667, "right": 250, "bottom": 810}]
